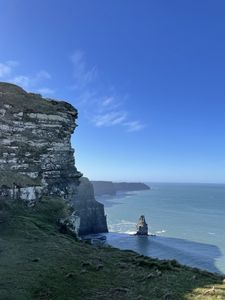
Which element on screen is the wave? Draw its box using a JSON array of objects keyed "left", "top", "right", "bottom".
[
  {"left": 155, "top": 229, "right": 167, "bottom": 234},
  {"left": 124, "top": 230, "right": 136, "bottom": 235},
  {"left": 108, "top": 220, "right": 137, "bottom": 233}
]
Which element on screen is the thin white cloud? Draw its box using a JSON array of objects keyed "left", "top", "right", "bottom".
[
  {"left": 124, "top": 121, "right": 146, "bottom": 132},
  {"left": 36, "top": 70, "right": 51, "bottom": 80},
  {"left": 102, "top": 97, "right": 114, "bottom": 107},
  {"left": 0, "top": 60, "right": 20, "bottom": 78},
  {"left": 37, "top": 87, "right": 55, "bottom": 96},
  {"left": 11, "top": 75, "right": 31, "bottom": 88},
  {"left": 0, "top": 60, "right": 53, "bottom": 95},
  {"left": 10, "top": 69, "right": 52, "bottom": 90},
  {"left": 75, "top": 90, "right": 99, "bottom": 107},
  {"left": 71, "top": 50, "right": 145, "bottom": 132},
  {"left": 0, "top": 64, "right": 11, "bottom": 77},
  {"left": 98, "top": 96, "right": 122, "bottom": 112},
  {"left": 94, "top": 111, "right": 127, "bottom": 127},
  {"left": 71, "top": 50, "right": 97, "bottom": 90}
]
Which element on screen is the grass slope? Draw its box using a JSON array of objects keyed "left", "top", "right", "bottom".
[{"left": 0, "top": 198, "right": 224, "bottom": 300}]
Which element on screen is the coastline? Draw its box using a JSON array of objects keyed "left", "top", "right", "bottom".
[{"left": 96, "top": 185, "right": 225, "bottom": 275}]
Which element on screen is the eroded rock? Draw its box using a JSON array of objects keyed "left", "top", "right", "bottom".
[{"left": 136, "top": 215, "right": 148, "bottom": 235}]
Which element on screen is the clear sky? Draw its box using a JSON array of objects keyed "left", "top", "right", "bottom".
[{"left": 1, "top": 0, "right": 225, "bottom": 183}]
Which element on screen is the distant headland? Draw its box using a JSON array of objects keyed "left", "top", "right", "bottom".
[{"left": 91, "top": 181, "right": 150, "bottom": 196}]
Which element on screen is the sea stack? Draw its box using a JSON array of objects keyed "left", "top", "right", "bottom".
[{"left": 136, "top": 215, "right": 148, "bottom": 235}]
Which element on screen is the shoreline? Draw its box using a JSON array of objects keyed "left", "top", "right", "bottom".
[
  {"left": 97, "top": 186, "right": 225, "bottom": 275},
  {"left": 83, "top": 231, "right": 224, "bottom": 275}
]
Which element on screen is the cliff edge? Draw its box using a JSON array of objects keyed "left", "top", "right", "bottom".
[{"left": 0, "top": 82, "right": 108, "bottom": 235}]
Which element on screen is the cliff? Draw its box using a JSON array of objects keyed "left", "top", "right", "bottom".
[
  {"left": 114, "top": 182, "right": 150, "bottom": 192},
  {"left": 91, "top": 181, "right": 150, "bottom": 196},
  {"left": 0, "top": 82, "right": 107, "bottom": 235},
  {"left": 91, "top": 181, "right": 116, "bottom": 196},
  {"left": 76, "top": 177, "right": 108, "bottom": 235}
]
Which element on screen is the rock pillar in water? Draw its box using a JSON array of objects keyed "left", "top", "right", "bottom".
[{"left": 136, "top": 215, "right": 148, "bottom": 235}]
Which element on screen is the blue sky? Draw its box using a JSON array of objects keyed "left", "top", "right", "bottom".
[{"left": 1, "top": 0, "right": 225, "bottom": 183}]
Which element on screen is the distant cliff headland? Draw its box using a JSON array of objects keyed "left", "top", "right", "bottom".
[
  {"left": 91, "top": 181, "right": 150, "bottom": 196},
  {"left": 0, "top": 82, "right": 107, "bottom": 236}
]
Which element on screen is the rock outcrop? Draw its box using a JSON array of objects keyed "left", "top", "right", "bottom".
[
  {"left": 91, "top": 181, "right": 150, "bottom": 196},
  {"left": 0, "top": 82, "right": 108, "bottom": 235},
  {"left": 136, "top": 215, "right": 148, "bottom": 235}
]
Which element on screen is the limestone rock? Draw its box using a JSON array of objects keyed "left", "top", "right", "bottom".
[
  {"left": 0, "top": 82, "right": 108, "bottom": 235},
  {"left": 136, "top": 215, "right": 148, "bottom": 235}
]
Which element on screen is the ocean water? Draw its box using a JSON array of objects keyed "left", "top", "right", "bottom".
[{"left": 96, "top": 183, "right": 225, "bottom": 274}]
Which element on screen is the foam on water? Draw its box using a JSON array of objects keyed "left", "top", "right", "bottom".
[{"left": 97, "top": 183, "right": 225, "bottom": 274}]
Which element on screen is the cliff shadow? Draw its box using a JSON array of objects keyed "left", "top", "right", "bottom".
[
  {"left": 105, "top": 232, "right": 223, "bottom": 274},
  {"left": 104, "top": 232, "right": 224, "bottom": 299}
]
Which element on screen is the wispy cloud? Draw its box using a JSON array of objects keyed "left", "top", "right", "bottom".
[
  {"left": 71, "top": 50, "right": 97, "bottom": 90},
  {"left": 70, "top": 50, "right": 145, "bottom": 132},
  {"left": 0, "top": 61, "right": 19, "bottom": 78},
  {"left": 124, "top": 121, "right": 146, "bottom": 132},
  {"left": 37, "top": 87, "right": 55, "bottom": 96},
  {"left": 94, "top": 111, "right": 127, "bottom": 127},
  {"left": 0, "top": 63, "right": 11, "bottom": 77},
  {"left": 11, "top": 75, "right": 31, "bottom": 88},
  {"left": 0, "top": 60, "right": 54, "bottom": 96},
  {"left": 10, "top": 70, "right": 52, "bottom": 89}
]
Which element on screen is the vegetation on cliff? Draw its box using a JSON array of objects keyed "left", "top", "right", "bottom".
[
  {"left": 0, "top": 82, "right": 76, "bottom": 114},
  {"left": 0, "top": 198, "right": 224, "bottom": 300}
]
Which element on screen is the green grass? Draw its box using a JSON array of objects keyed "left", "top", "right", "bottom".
[
  {"left": 0, "top": 82, "right": 77, "bottom": 115},
  {"left": 0, "top": 197, "right": 224, "bottom": 300}
]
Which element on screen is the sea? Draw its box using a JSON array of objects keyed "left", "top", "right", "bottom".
[{"left": 96, "top": 183, "right": 225, "bottom": 274}]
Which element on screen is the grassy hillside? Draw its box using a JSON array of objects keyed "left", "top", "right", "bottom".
[{"left": 0, "top": 198, "right": 224, "bottom": 300}]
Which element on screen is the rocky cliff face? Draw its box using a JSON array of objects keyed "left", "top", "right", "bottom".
[
  {"left": 76, "top": 177, "right": 107, "bottom": 235},
  {"left": 0, "top": 82, "right": 108, "bottom": 235}
]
